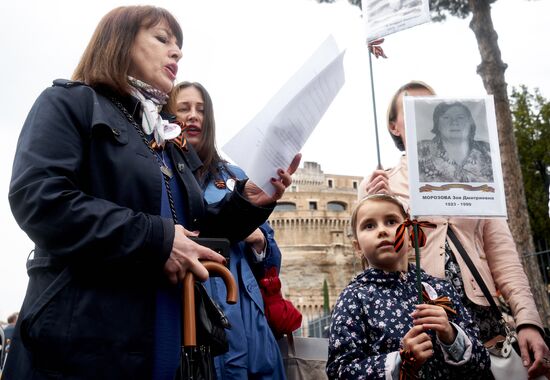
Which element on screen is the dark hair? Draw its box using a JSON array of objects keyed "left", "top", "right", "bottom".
[
  {"left": 165, "top": 81, "right": 225, "bottom": 182},
  {"left": 387, "top": 81, "right": 435, "bottom": 151},
  {"left": 72, "top": 6, "right": 182, "bottom": 95},
  {"left": 431, "top": 101, "right": 476, "bottom": 142}
]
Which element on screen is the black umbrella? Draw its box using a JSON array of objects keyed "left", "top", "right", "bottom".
[{"left": 179, "top": 261, "right": 237, "bottom": 380}]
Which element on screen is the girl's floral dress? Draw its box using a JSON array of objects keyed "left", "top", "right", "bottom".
[{"left": 326, "top": 264, "right": 490, "bottom": 379}]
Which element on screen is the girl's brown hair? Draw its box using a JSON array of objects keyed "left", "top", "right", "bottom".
[{"left": 72, "top": 6, "right": 182, "bottom": 95}]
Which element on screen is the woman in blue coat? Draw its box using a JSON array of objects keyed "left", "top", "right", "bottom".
[
  {"left": 5, "top": 6, "right": 298, "bottom": 380},
  {"left": 165, "top": 81, "right": 292, "bottom": 379}
]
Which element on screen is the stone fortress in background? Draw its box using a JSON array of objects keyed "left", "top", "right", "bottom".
[{"left": 267, "top": 161, "right": 364, "bottom": 329}]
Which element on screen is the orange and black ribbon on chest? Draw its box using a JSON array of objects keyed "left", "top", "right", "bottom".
[
  {"left": 171, "top": 121, "right": 188, "bottom": 151},
  {"left": 148, "top": 121, "right": 188, "bottom": 151}
]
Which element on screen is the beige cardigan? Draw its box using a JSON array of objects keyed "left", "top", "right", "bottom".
[{"left": 358, "top": 155, "right": 543, "bottom": 331}]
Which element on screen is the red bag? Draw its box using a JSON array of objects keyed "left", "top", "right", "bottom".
[{"left": 259, "top": 267, "right": 302, "bottom": 338}]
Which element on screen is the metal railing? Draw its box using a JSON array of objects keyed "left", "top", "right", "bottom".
[{"left": 295, "top": 313, "right": 332, "bottom": 338}]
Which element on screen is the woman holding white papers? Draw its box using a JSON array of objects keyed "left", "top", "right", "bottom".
[
  {"left": 164, "top": 81, "right": 302, "bottom": 380},
  {"left": 359, "top": 80, "right": 550, "bottom": 378}
]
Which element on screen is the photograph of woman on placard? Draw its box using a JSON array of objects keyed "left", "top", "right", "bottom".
[{"left": 415, "top": 100, "right": 494, "bottom": 183}]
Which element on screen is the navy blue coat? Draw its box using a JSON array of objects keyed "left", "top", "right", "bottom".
[{"left": 3, "top": 80, "right": 274, "bottom": 380}]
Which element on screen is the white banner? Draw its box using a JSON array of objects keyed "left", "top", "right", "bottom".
[{"left": 362, "top": 0, "right": 430, "bottom": 41}]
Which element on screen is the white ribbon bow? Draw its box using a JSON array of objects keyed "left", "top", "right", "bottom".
[{"left": 132, "top": 90, "right": 181, "bottom": 147}]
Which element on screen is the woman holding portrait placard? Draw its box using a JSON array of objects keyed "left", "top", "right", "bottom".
[{"left": 359, "top": 81, "right": 550, "bottom": 379}]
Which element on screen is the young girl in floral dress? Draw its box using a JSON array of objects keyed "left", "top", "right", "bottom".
[{"left": 326, "top": 194, "right": 490, "bottom": 379}]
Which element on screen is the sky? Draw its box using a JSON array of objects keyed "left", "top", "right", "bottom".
[{"left": 1, "top": 0, "right": 549, "bottom": 321}]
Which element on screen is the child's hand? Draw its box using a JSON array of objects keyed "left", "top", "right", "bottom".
[
  {"left": 401, "top": 325, "right": 434, "bottom": 366},
  {"left": 411, "top": 304, "right": 456, "bottom": 345}
]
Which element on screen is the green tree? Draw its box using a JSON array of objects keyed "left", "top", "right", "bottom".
[
  {"left": 510, "top": 86, "right": 550, "bottom": 251},
  {"left": 316, "top": 0, "right": 550, "bottom": 326}
]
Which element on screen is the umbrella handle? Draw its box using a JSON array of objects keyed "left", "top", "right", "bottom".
[
  {"left": 202, "top": 261, "right": 238, "bottom": 304},
  {"left": 182, "top": 272, "right": 196, "bottom": 347},
  {"left": 182, "top": 261, "right": 238, "bottom": 347}
]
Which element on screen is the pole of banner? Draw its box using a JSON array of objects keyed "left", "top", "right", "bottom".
[
  {"left": 367, "top": 49, "right": 382, "bottom": 170},
  {"left": 412, "top": 222, "right": 423, "bottom": 304}
]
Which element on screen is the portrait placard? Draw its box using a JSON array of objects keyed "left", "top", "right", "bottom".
[
  {"left": 362, "top": 0, "right": 430, "bottom": 41},
  {"left": 404, "top": 96, "right": 507, "bottom": 218}
]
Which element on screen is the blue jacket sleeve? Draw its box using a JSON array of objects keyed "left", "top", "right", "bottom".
[{"left": 218, "top": 164, "right": 281, "bottom": 277}]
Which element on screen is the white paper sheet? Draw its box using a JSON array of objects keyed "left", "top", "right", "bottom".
[
  {"left": 404, "top": 96, "right": 507, "bottom": 218},
  {"left": 222, "top": 35, "right": 346, "bottom": 196},
  {"left": 362, "top": 0, "right": 430, "bottom": 41}
]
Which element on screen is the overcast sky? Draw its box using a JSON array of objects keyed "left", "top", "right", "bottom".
[{"left": 1, "top": 0, "right": 549, "bottom": 320}]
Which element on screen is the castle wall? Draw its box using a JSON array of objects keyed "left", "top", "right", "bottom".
[{"left": 267, "top": 161, "right": 364, "bottom": 329}]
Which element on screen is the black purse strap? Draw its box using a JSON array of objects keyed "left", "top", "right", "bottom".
[{"left": 447, "top": 226, "right": 503, "bottom": 321}]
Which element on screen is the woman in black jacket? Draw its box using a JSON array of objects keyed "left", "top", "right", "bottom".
[{"left": 4, "top": 6, "right": 299, "bottom": 380}]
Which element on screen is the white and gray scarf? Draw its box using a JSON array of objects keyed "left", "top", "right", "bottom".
[{"left": 128, "top": 76, "right": 180, "bottom": 148}]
